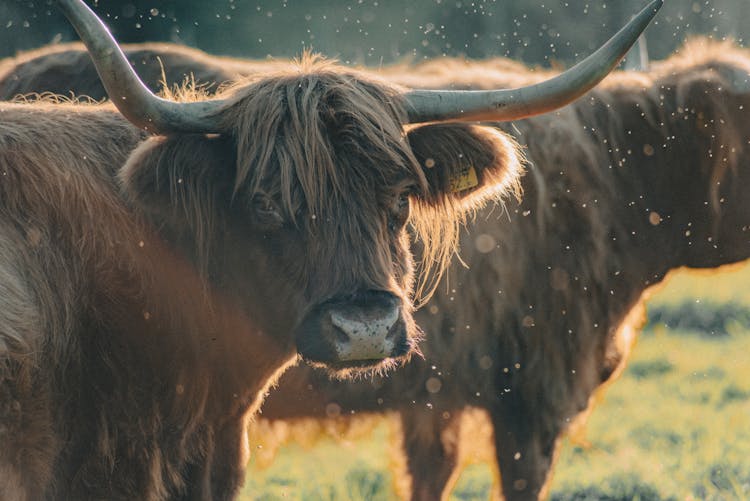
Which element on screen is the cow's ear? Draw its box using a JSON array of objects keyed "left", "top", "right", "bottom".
[
  {"left": 119, "top": 134, "right": 236, "bottom": 223},
  {"left": 405, "top": 123, "right": 523, "bottom": 300},
  {"left": 406, "top": 123, "right": 522, "bottom": 211}
]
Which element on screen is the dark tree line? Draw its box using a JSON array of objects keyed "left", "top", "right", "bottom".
[{"left": 1, "top": 1, "right": 748, "bottom": 67}]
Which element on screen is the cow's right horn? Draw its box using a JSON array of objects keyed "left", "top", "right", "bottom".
[
  {"left": 55, "top": 0, "right": 227, "bottom": 134},
  {"left": 403, "top": 0, "right": 663, "bottom": 123}
]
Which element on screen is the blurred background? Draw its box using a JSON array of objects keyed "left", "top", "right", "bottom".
[{"left": 1, "top": 0, "right": 749, "bottom": 67}]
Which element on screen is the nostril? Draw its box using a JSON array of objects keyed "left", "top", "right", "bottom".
[
  {"left": 332, "top": 324, "right": 351, "bottom": 345},
  {"left": 330, "top": 311, "right": 356, "bottom": 341},
  {"left": 385, "top": 319, "right": 402, "bottom": 341},
  {"left": 384, "top": 305, "right": 401, "bottom": 330}
]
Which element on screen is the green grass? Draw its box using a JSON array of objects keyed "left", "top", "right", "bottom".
[
  {"left": 242, "top": 424, "right": 395, "bottom": 500},
  {"left": 648, "top": 262, "right": 750, "bottom": 306},
  {"left": 241, "top": 264, "right": 750, "bottom": 500},
  {"left": 552, "top": 328, "right": 750, "bottom": 500}
]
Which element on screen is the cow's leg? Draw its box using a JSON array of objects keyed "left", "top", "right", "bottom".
[
  {"left": 210, "top": 418, "right": 249, "bottom": 501},
  {"left": 399, "top": 407, "right": 462, "bottom": 501},
  {"left": 178, "top": 416, "right": 249, "bottom": 501},
  {"left": 0, "top": 360, "right": 58, "bottom": 501},
  {"left": 0, "top": 256, "right": 58, "bottom": 501},
  {"left": 489, "top": 400, "right": 559, "bottom": 501}
]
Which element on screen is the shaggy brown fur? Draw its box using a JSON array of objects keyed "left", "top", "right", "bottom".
[
  {"left": 0, "top": 53, "right": 521, "bottom": 500},
  {"left": 254, "top": 37, "right": 750, "bottom": 501}
]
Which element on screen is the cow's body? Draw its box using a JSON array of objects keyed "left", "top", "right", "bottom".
[
  {"left": 0, "top": 106, "right": 267, "bottom": 499},
  {"left": 257, "top": 39, "right": 750, "bottom": 500}
]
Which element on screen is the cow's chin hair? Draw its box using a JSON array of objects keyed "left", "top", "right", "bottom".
[
  {"left": 302, "top": 336, "right": 423, "bottom": 381},
  {"left": 303, "top": 357, "right": 401, "bottom": 380}
]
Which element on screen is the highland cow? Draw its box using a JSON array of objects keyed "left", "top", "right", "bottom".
[{"left": 0, "top": 0, "right": 658, "bottom": 500}]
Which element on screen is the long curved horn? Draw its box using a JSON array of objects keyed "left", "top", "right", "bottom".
[
  {"left": 55, "top": 0, "right": 227, "bottom": 134},
  {"left": 404, "top": 0, "right": 663, "bottom": 123}
]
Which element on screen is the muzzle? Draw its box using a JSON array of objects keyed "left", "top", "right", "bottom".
[{"left": 295, "top": 290, "right": 411, "bottom": 367}]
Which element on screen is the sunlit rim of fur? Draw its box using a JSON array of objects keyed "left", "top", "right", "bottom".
[
  {"left": 10, "top": 91, "right": 103, "bottom": 105},
  {"left": 411, "top": 131, "right": 524, "bottom": 307}
]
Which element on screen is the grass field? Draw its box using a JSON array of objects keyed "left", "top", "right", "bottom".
[{"left": 240, "top": 263, "right": 750, "bottom": 500}]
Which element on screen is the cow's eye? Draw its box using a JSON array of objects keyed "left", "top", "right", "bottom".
[
  {"left": 389, "top": 191, "right": 411, "bottom": 232},
  {"left": 251, "top": 196, "right": 284, "bottom": 229},
  {"left": 397, "top": 193, "right": 409, "bottom": 211}
]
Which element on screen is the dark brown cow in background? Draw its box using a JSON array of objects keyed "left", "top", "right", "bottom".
[
  {"left": 255, "top": 38, "right": 750, "bottom": 500},
  {"left": 0, "top": 0, "right": 658, "bottom": 500},
  {"left": 0, "top": 42, "right": 246, "bottom": 101}
]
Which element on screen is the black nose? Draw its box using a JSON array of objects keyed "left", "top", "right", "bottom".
[
  {"left": 295, "top": 290, "right": 409, "bottom": 366},
  {"left": 326, "top": 291, "right": 404, "bottom": 361}
]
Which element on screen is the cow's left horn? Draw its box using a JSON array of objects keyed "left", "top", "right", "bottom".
[
  {"left": 403, "top": 0, "right": 663, "bottom": 123},
  {"left": 55, "top": 0, "right": 227, "bottom": 134}
]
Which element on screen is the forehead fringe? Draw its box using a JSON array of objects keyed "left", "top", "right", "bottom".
[
  {"left": 170, "top": 53, "right": 523, "bottom": 299},
  {"left": 217, "top": 54, "right": 420, "bottom": 225}
]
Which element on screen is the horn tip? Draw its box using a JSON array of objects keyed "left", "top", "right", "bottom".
[{"left": 649, "top": 0, "right": 664, "bottom": 13}]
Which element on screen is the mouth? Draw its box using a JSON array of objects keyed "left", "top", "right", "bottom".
[{"left": 300, "top": 333, "right": 418, "bottom": 377}]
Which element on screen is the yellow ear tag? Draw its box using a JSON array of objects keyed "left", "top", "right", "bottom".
[{"left": 449, "top": 165, "right": 479, "bottom": 193}]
